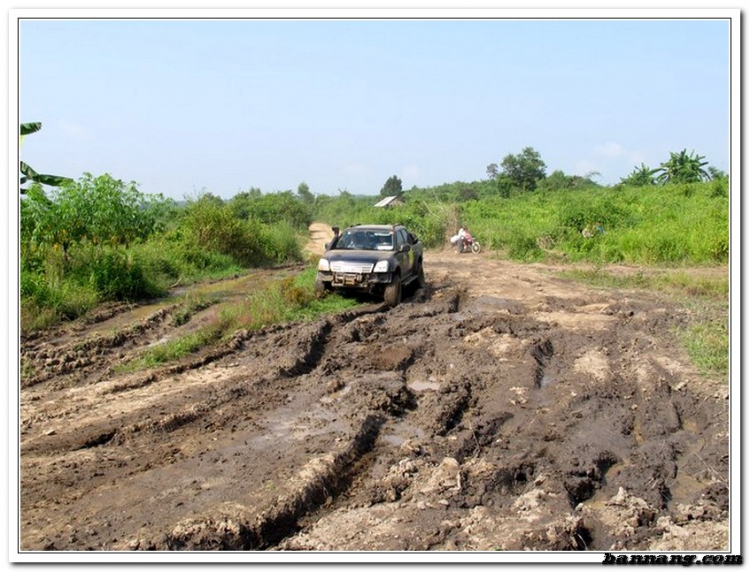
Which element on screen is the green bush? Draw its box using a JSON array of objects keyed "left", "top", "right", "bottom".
[
  {"left": 21, "top": 174, "right": 171, "bottom": 253},
  {"left": 313, "top": 182, "right": 728, "bottom": 266},
  {"left": 179, "top": 194, "right": 305, "bottom": 268},
  {"left": 457, "top": 182, "right": 728, "bottom": 265},
  {"left": 506, "top": 233, "right": 543, "bottom": 260},
  {"left": 20, "top": 172, "right": 729, "bottom": 334},
  {"left": 20, "top": 269, "right": 99, "bottom": 330},
  {"left": 84, "top": 248, "right": 163, "bottom": 301},
  {"left": 229, "top": 190, "right": 312, "bottom": 230},
  {"left": 129, "top": 236, "right": 244, "bottom": 289},
  {"left": 263, "top": 220, "right": 304, "bottom": 264},
  {"left": 315, "top": 195, "right": 455, "bottom": 248},
  {"left": 180, "top": 197, "right": 263, "bottom": 265}
]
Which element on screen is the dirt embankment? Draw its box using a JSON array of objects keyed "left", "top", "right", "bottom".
[{"left": 17, "top": 223, "right": 730, "bottom": 554}]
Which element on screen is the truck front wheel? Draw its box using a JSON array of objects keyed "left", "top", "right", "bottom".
[
  {"left": 314, "top": 277, "right": 330, "bottom": 297},
  {"left": 383, "top": 274, "right": 402, "bottom": 307}
]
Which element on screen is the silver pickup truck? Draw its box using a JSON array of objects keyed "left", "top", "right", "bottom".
[{"left": 315, "top": 224, "right": 425, "bottom": 306}]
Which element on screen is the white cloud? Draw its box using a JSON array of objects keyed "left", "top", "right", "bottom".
[
  {"left": 342, "top": 163, "right": 368, "bottom": 175},
  {"left": 594, "top": 141, "right": 624, "bottom": 159},
  {"left": 401, "top": 164, "right": 420, "bottom": 184}
]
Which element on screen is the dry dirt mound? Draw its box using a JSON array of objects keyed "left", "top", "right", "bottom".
[
  {"left": 17, "top": 237, "right": 729, "bottom": 556},
  {"left": 305, "top": 221, "right": 333, "bottom": 258}
]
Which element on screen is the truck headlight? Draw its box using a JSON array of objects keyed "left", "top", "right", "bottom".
[
  {"left": 373, "top": 260, "right": 389, "bottom": 273},
  {"left": 317, "top": 258, "right": 330, "bottom": 272}
]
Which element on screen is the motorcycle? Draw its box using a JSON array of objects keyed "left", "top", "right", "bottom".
[{"left": 452, "top": 232, "right": 481, "bottom": 254}]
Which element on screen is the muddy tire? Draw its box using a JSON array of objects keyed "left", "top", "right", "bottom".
[
  {"left": 314, "top": 277, "right": 329, "bottom": 297},
  {"left": 471, "top": 241, "right": 481, "bottom": 254},
  {"left": 383, "top": 275, "right": 402, "bottom": 307},
  {"left": 416, "top": 264, "right": 426, "bottom": 288}
]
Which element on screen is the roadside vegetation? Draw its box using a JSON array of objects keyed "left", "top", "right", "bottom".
[
  {"left": 20, "top": 177, "right": 311, "bottom": 332},
  {"left": 19, "top": 138, "right": 730, "bottom": 378}
]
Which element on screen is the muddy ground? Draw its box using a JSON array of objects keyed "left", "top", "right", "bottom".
[{"left": 16, "top": 223, "right": 731, "bottom": 558}]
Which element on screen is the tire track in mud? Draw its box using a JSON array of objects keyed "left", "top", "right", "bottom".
[
  {"left": 21, "top": 303, "right": 388, "bottom": 456},
  {"left": 158, "top": 413, "right": 386, "bottom": 550},
  {"left": 118, "top": 292, "right": 459, "bottom": 551},
  {"left": 20, "top": 288, "right": 439, "bottom": 550},
  {"left": 19, "top": 254, "right": 730, "bottom": 552},
  {"left": 20, "top": 297, "right": 407, "bottom": 551},
  {"left": 21, "top": 304, "right": 178, "bottom": 388},
  {"left": 270, "top": 278, "right": 727, "bottom": 552},
  {"left": 19, "top": 267, "right": 306, "bottom": 390}
]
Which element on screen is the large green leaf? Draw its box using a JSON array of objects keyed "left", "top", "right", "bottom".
[
  {"left": 20, "top": 122, "right": 73, "bottom": 191},
  {"left": 20, "top": 161, "right": 39, "bottom": 180},
  {"left": 20, "top": 161, "right": 72, "bottom": 189},
  {"left": 20, "top": 122, "right": 42, "bottom": 136},
  {"left": 32, "top": 173, "right": 73, "bottom": 186}
]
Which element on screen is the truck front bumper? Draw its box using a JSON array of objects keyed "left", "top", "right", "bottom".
[{"left": 317, "top": 270, "right": 394, "bottom": 290}]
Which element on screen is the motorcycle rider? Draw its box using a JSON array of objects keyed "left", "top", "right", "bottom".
[{"left": 456, "top": 226, "right": 468, "bottom": 253}]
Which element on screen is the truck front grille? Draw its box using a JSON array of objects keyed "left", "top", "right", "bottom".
[{"left": 330, "top": 261, "right": 374, "bottom": 274}]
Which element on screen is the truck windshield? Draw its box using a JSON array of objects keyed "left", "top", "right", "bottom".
[{"left": 334, "top": 230, "right": 393, "bottom": 251}]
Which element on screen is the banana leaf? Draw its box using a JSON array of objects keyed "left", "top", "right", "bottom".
[
  {"left": 20, "top": 161, "right": 72, "bottom": 190},
  {"left": 20, "top": 122, "right": 42, "bottom": 136}
]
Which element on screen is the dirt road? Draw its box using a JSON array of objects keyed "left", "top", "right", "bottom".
[{"left": 17, "top": 223, "right": 730, "bottom": 555}]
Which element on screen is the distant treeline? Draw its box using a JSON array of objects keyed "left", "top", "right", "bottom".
[{"left": 20, "top": 147, "right": 729, "bottom": 331}]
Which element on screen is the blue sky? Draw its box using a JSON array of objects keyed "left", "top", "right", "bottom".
[{"left": 17, "top": 14, "right": 732, "bottom": 200}]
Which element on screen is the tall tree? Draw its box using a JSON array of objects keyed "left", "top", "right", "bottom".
[
  {"left": 619, "top": 163, "right": 658, "bottom": 187},
  {"left": 297, "top": 181, "right": 314, "bottom": 204},
  {"left": 537, "top": 170, "right": 599, "bottom": 192},
  {"left": 380, "top": 175, "right": 403, "bottom": 198},
  {"left": 708, "top": 166, "right": 727, "bottom": 181},
  {"left": 655, "top": 149, "right": 710, "bottom": 185},
  {"left": 499, "top": 147, "right": 546, "bottom": 192},
  {"left": 21, "top": 173, "right": 166, "bottom": 254}
]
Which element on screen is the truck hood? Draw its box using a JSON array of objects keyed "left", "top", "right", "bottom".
[{"left": 322, "top": 250, "right": 394, "bottom": 264}]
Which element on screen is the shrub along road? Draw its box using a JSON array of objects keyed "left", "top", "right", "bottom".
[{"left": 18, "top": 228, "right": 730, "bottom": 554}]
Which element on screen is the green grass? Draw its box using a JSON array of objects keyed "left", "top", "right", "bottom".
[
  {"left": 681, "top": 309, "right": 729, "bottom": 375},
  {"left": 24, "top": 180, "right": 727, "bottom": 333},
  {"left": 217, "top": 267, "right": 361, "bottom": 331},
  {"left": 20, "top": 214, "right": 307, "bottom": 333},
  {"left": 453, "top": 182, "right": 728, "bottom": 265},
  {"left": 559, "top": 267, "right": 728, "bottom": 299},
  {"left": 20, "top": 358, "right": 36, "bottom": 380},
  {"left": 119, "top": 328, "right": 221, "bottom": 371},
  {"left": 20, "top": 275, "right": 100, "bottom": 332},
  {"left": 315, "top": 182, "right": 728, "bottom": 266}
]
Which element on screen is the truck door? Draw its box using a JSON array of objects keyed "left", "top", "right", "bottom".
[{"left": 396, "top": 229, "right": 413, "bottom": 276}]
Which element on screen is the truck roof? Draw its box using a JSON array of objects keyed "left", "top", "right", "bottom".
[{"left": 347, "top": 224, "right": 402, "bottom": 231}]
